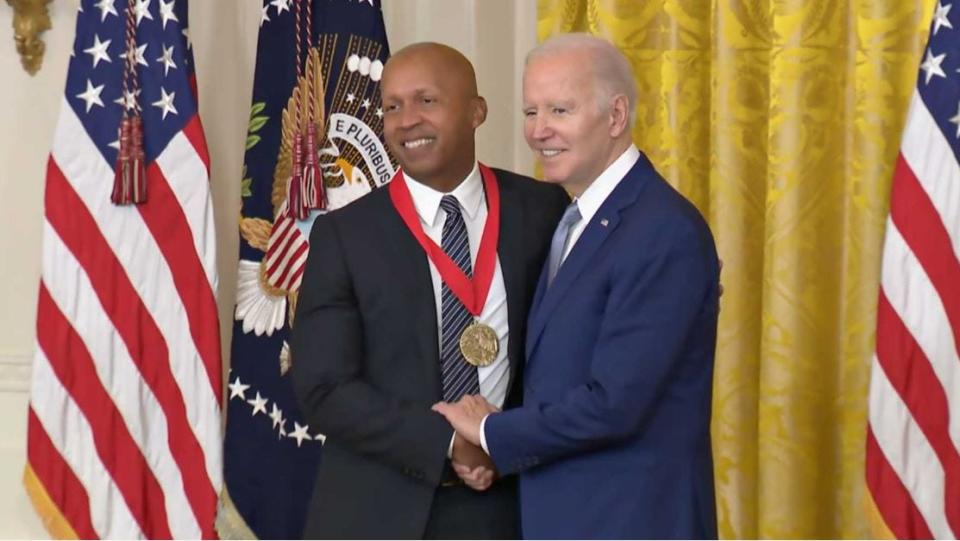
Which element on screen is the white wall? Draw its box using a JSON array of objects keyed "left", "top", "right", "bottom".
[
  {"left": 0, "top": 0, "right": 534, "bottom": 537},
  {"left": 0, "top": 2, "right": 74, "bottom": 536}
]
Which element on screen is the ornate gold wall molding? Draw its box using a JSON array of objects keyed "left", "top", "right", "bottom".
[{"left": 7, "top": 0, "right": 53, "bottom": 76}]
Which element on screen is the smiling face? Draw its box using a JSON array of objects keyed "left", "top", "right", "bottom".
[
  {"left": 522, "top": 49, "right": 629, "bottom": 196},
  {"left": 381, "top": 44, "right": 487, "bottom": 192}
]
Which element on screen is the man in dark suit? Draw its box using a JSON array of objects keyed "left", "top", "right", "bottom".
[
  {"left": 290, "top": 42, "right": 568, "bottom": 539},
  {"left": 434, "top": 34, "right": 721, "bottom": 539}
]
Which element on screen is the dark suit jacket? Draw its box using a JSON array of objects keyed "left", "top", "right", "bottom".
[
  {"left": 291, "top": 168, "right": 568, "bottom": 539},
  {"left": 484, "top": 154, "right": 720, "bottom": 539}
]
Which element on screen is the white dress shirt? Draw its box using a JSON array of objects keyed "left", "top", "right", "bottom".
[
  {"left": 404, "top": 163, "right": 511, "bottom": 456},
  {"left": 478, "top": 144, "right": 641, "bottom": 454}
]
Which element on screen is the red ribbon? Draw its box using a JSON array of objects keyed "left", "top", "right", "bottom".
[{"left": 388, "top": 164, "right": 501, "bottom": 316}]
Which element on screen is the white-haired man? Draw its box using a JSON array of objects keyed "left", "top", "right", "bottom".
[{"left": 434, "top": 33, "right": 720, "bottom": 539}]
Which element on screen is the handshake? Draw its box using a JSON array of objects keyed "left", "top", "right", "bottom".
[{"left": 433, "top": 395, "right": 499, "bottom": 492}]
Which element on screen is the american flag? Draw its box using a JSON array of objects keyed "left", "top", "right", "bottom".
[
  {"left": 23, "top": 0, "right": 222, "bottom": 538},
  {"left": 867, "top": 2, "right": 960, "bottom": 538}
]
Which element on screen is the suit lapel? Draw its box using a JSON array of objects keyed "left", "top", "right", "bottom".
[
  {"left": 496, "top": 176, "right": 526, "bottom": 397},
  {"left": 525, "top": 157, "right": 654, "bottom": 361},
  {"left": 525, "top": 210, "right": 621, "bottom": 360},
  {"left": 376, "top": 193, "right": 443, "bottom": 399},
  {"left": 526, "top": 258, "right": 550, "bottom": 348}
]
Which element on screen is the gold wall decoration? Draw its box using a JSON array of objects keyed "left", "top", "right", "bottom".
[{"left": 7, "top": 0, "right": 53, "bottom": 76}]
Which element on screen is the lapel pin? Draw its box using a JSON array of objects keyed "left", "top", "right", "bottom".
[{"left": 600, "top": 219, "right": 609, "bottom": 227}]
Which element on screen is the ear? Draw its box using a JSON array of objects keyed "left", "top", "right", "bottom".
[
  {"left": 472, "top": 96, "right": 488, "bottom": 129},
  {"left": 607, "top": 94, "right": 629, "bottom": 137}
]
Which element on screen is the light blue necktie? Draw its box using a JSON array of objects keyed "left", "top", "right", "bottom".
[{"left": 547, "top": 201, "right": 582, "bottom": 287}]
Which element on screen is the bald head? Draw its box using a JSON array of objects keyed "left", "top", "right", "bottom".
[
  {"left": 386, "top": 42, "right": 480, "bottom": 97},
  {"left": 380, "top": 42, "right": 487, "bottom": 192}
]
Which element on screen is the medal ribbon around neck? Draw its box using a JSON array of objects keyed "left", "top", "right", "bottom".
[{"left": 388, "top": 163, "right": 500, "bottom": 316}]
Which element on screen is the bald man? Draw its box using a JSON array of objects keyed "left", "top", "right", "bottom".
[{"left": 291, "top": 43, "right": 569, "bottom": 539}]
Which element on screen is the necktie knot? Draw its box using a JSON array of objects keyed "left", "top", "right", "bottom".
[
  {"left": 440, "top": 195, "right": 462, "bottom": 218},
  {"left": 560, "top": 201, "right": 582, "bottom": 227},
  {"left": 546, "top": 201, "right": 582, "bottom": 286}
]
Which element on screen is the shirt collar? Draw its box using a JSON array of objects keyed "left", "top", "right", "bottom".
[
  {"left": 403, "top": 162, "right": 483, "bottom": 228},
  {"left": 574, "top": 144, "right": 640, "bottom": 225}
]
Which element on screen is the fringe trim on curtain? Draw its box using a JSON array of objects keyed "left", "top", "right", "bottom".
[
  {"left": 216, "top": 486, "right": 258, "bottom": 540},
  {"left": 866, "top": 486, "right": 896, "bottom": 540},
  {"left": 23, "top": 464, "right": 78, "bottom": 540}
]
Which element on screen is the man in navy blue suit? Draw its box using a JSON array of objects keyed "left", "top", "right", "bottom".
[{"left": 434, "top": 33, "right": 721, "bottom": 539}]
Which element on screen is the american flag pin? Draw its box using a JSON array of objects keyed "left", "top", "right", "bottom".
[{"left": 600, "top": 219, "right": 609, "bottom": 227}]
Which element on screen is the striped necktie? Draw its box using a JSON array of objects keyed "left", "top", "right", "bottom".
[{"left": 438, "top": 195, "right": 481, "bottom": 402}]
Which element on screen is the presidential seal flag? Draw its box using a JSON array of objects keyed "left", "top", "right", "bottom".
[
  {"left": 220, "top": 0, "right": 393, "bottom": 538},
  {"left": 867, "top": 2, "right": 960, "bottom": 538},
  {"left": 23, "top": 0, "right": 223, "bottom": 538}
]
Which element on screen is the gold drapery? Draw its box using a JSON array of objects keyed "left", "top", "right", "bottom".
[{"left": 536, "top": 0, "right": 935, "bottom": 537}]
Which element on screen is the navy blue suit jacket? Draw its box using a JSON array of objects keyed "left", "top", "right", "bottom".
[{"left": 484, "top": 153, "right": 720, "bottom": 539}]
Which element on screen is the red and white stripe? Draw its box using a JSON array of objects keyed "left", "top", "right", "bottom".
[
  {"left": 264, "top": 211, "right": 309, "bottom": 293},
  {"left": 868, "top": 91, "right": 960, "bottom": 539},
  {"left": 26, "top": 99, "right": 222, "bottom": 538}
]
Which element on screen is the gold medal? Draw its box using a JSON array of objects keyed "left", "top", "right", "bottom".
[{"left": 459, "top": 322, "right": 499, "bottom": 367}]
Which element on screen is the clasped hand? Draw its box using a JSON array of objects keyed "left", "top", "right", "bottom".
[{"left": 433, "top": 395, "right": 498, "bottom": 491}]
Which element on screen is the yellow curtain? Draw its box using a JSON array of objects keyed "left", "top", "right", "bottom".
[{"left": 536, "top": 0, "right": 936, "bottom": 538}]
